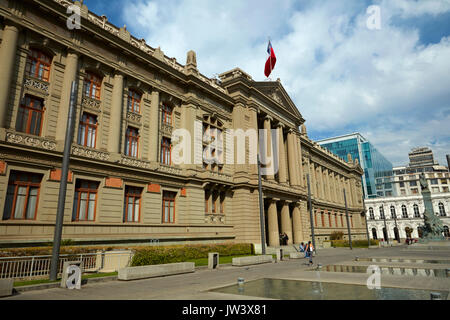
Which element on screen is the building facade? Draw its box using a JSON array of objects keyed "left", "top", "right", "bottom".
[
  {"left": 317, "top": 133, "right": 394, "bottom": 199},
  {"left": 365, "top": 193, "right": 450, "bottom": 241},
  {"left": 0, "top": 0, "right": 365, "bottom": 248}
]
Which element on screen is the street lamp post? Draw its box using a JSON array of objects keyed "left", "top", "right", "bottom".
[
  {"left": 382, "top": 206, "right": 389, "bottom": 245},
  {"left": 307, "top": 174, "right": 316, "bottom": 255},
  {"left": 344, "top": 189, "right": 353, "bottom": 250},
  {"left": 49, "top": 81, "right": 78, "bottom": 281},
  {"left": 257, "top": 154, "right": 266, "bottom": 255}
]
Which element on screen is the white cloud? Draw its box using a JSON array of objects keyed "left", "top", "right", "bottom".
[{"left": 122, "top": 0, "right": 450, "bottom": 167}]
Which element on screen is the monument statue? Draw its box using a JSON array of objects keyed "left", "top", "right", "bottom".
[{"left": 418, "top": 173, "right": 445, "bottom": 240}]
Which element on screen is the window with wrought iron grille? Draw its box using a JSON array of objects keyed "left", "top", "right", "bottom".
[
  {"left": 16, "top": 95, "right": 44, "bottom": 136},
  {"left": 413, "top": 204, "right": 420, "bottom": 218},
  {"left": 401, "top": 205, "right": 408, "bottom": 218},
  {"left": 25, "top": 49, "right": 51, "bottom": 82},
  {"left": 439, "top": 202, "right": 446, "bottom": 217},
  {"left": 2, "top": 171, "right": 42, "bottom": 220}
]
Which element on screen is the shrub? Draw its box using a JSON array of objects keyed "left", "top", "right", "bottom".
[
  {"left": 331, "top": 239, "right": 379, "bottom": 248},
  {"left": 130, "top": 243, "right": 253, "bottom": 266}
]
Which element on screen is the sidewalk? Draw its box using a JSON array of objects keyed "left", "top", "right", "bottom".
[{"left": 2, "top": 246, "right": 449, "bottom": 300}]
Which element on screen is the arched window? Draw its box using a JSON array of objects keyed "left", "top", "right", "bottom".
[
  {"left": 413, "top": 204, "right": 420, "bottom": 218},
  {"left": 371, "top": 228, "right": 378, "bottom": 240},
  {"left": 444, "top": 226, "right": 449, "bottom": 238},
  {"left": 379, "top": 206, "right": 385, "bottom": 219},
  {"left": 401, "top": 205, "right": 408, "bottom": 218},
  {"left": 439, "top": 203, "right": 446, "bottom": 217},
  {"left": 369, "top": 207, "right": 375, "bottom": 220},
  {"left": 390, "top": 206, "right": 396, "bottom": 219},
  {"left": 83, "top": 72, "right": 102, "bottom": 100},
  {"left": 26, "top": 49, "right": 52, "bottom": 82}
]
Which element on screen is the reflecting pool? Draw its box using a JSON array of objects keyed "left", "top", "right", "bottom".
[
  {"left": 323, "top": 265, "right": 449, "bottom": 278},
  {"left": 209, "top": 278, "right": 449, "bottom": 300}
]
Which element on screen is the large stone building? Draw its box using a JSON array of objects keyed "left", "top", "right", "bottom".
[{"left": 0, "top": 0, "right": 365, "bottom": 248}]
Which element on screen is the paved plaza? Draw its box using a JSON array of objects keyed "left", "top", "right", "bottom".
[{"left": 2, "top": 244, "right": 449, "bottom": 300}]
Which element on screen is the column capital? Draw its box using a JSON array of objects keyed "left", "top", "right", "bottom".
[
  {"left": 276, "top": 122, "right": 285, "bottom": 129},
  {"left": 3, "top": 20, "right": 22, "bottom": 31},
  {"left": 264, "top": 114, "right": 273, "bottom": 122}
]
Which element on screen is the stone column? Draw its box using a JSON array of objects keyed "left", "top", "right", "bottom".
[
  {"left": 292, "top": 202, "right": 303, "bottom": 243},
  {"left": 107, "top": 73, "right": 124, "bottom": 154},
  {"left": 148, "top": 89, "right": 160, "bottom": 162},
  {"left": 263, "top": 116, "right": 274, "bottom": 180},
  {"left": 277, "top": 124, "right": 287, "bottom": 184},
  {"left": 248, "top": 107, "right": 258, "bottom": 175},
  {"left": 267, "top": 199, "right": 279, "bottom": 247},
  {"left": 318, "top": 166, "right": 325, "bottom": 199},
  {"left": 281, "top": 201, "right": 293, "bottom": 245},
  {"left": 0, "top": 23, "right": 20, "bottom": 129},
  {"left": 287, "top": 130, "right": 298, "bottom": 186},
  {"left": 56, "top": 51, "right": 79, "bottom": 142},
  {"left": 296, "top": 135, "right": 304, "bottom": 187}
]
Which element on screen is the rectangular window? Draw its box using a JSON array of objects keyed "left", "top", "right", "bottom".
[
  {"left": 72, "top": 180, "right": 99, "bottom": 221},
  {"left": 441, "top": 179, "right": 447, "bottom": 185},
  {"left": 335, "top": 214, "right": 338, "bottom": 227},
  {"left": 212, "top": 191, "right": 218, "bottom": 214},
  {"left": 340, "top": 215, "right": 344, "bottom": 227},
  {"left": 16, "top": 96, "right": 44, "bottom": 136},
  {"left": 125, "top": 127, "right": 139, "bottom": 157},
  {"left": 220, "top": 193, "right": 225, "bottom": 214},
  {"left": 26, "top": 49, "right": 51, "bottom": 82},
  {"left": 162, "top": 104, "right": 173, "bottom": 125},
  {"left": 321, "top": 212, "right": 325, "bottom": 227},
  {"left": 399, "top": 182, "right": 405, "bottom": 187},
  {"left": 123, "top": 186, "right": 142, "bottom": 223},
  {"left": 409, "top": 180, "right": 417, "bottom": 187},
  {"left": 77, "top": 113, "right": 97, "bottom": 148},
  {"left": 161, "top": 137, "right": 171, "bottom": 165},
  {"left": 430, "top": 179, "right": 438, "bottom": 185},
  {"left": 83, "top": 72, "right": 102, "bottom": 100},
  {"left": 205, "top": 191, "right": 209, "bottom": 213},
  {"left": 328, "top": 213, "right": 332, "bottom": 227},
  {"left": 162, "top": 191, "right": 176, "bottom": 223},
  {"left": 127, "top": 90, "right": 141, "bottom": 113},
  {"left": 3, "top": 171, "right": 42, "bottom": 220}
]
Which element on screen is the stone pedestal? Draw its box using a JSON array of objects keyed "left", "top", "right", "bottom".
[
  {"left": 60, "top": 261, "right": 82, "bottom": 289},
  {"left": 208, "top": 252, "right": 219, "bottom": 269}
]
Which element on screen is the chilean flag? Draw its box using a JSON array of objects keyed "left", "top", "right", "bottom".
[{"left": 264, "top": 40, "right": 277, "bottom": 78}]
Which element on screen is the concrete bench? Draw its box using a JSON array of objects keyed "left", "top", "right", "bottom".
[
  {"left": 118, "top": 262, "right": 195, "bottom": 281},
  {"left": 232, "top": 255, "right": 273, "bottom": 266},
  {"left": 289, "top": 252, "right": 303, "bottom": 259},
  {"left": 0, "top": 278, "right": 14, "bottom": 297}
]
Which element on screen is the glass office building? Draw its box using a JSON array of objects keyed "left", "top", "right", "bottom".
[{"left": 317, "top": 133, "right": 394, "bottom": 199}]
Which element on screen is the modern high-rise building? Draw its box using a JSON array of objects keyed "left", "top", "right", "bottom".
[
  {"left": 408, "top": 147, "right": 437, "bottom": 168},
  {"left": 317, "top": 133, "right": 394, "bottom": 199}
]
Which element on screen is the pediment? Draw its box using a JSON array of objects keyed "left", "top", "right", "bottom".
[{"left": 253, "top": 81, "right": 303, "bottom": 122}]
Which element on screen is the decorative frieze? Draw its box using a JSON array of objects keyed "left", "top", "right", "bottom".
[
  {"left": 160, "top": 123, "right": 173, "bottom": 137},
  {"left": 126, "top": 111, "right": 142, "bottom": 124},
  {"left": 82, "top": 96, "right": 101, "bottom": 110},
  {"left": 24, "top": 77, "right": 49, "bottom": 93},
  {"left": 158, "top": 164, "right": 182, "bottom": 176},
  {"left": 119, "top": 156, "right": 151, "bottom": 169},
  {"left": 6, "top": 132, "right": 56, "bottom": 151},
  {"left": 205, "top": 214, "right": 226, "bottom": 224},
  {"left": 71, "top": 145, "right": 110, "bottom": 161}
]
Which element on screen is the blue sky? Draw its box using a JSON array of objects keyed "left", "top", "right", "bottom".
[{"left": 82, "top": 0, "right": 450, "bottom": 167}]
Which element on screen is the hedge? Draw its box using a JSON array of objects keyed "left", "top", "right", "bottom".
[
  {"left": 331, "top": 239, "right": 379, "bottom": 248},
  {"left": 130, "top": 243, "right": 254, "bottom": 266}
]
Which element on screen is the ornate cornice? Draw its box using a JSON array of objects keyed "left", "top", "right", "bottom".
[{"left": 5, "top": 131, "right": 56, "bottom": 151}]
